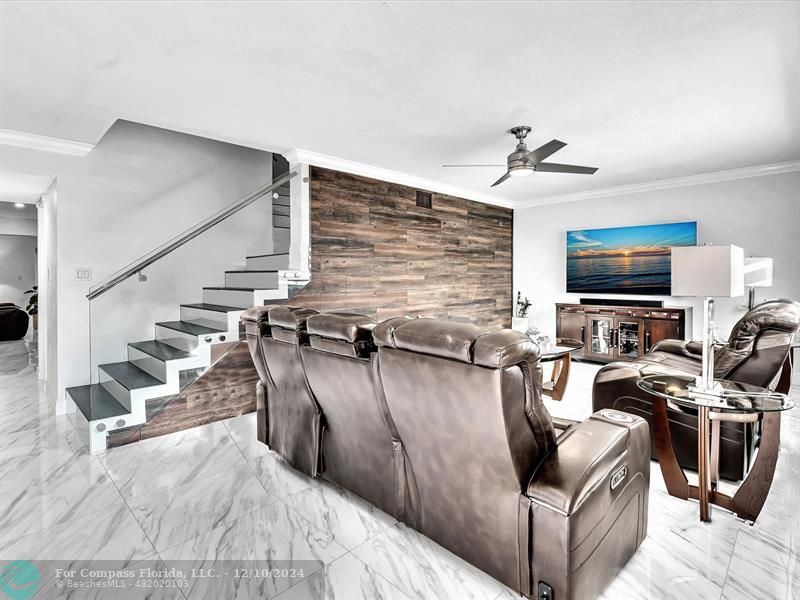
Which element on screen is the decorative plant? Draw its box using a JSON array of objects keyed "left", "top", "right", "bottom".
[
  {"left": 24, "top": 286, "right": 38, "bottom": 316},
  {"left": 515, "top": 291, "right": 531, "bottom": 319}
]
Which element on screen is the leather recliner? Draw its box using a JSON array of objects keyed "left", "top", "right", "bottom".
[
  {"left": 300, "top": 312, "right": 407, "bottom": 517},
  {"left": 244, "top": 310, "right": 651, "bottom": 599},
  {"left": 592, "top": 299, "right": 800, "bottom": 480},
  {"left": 372, "top": 318, "right": 649, "bottom": 599},
  {"left": 256, "top": 305, "right": 322, "bottom": 477}
]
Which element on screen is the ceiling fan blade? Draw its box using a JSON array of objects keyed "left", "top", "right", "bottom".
[
  {"left": 536, "top": 162, "right": 598, "bottom": 174},
  {"left": 490, "top": 172, "right": 511, "bottom": 187},
  {"left": 442, "top": 164, "right": 506, "bottom": 168},
  {"left": 525, "top": 139, "right": 567, "bottom": 164}
]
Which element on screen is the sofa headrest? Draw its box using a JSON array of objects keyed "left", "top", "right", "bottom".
[
  {"left": 307, "top": 312, "right": 376, "bottom": 343},
  {"left": 306, "top": 312, "right": 377, "bottom": 359},
  {"left": 728, "top": 299, "right": 800, "bottom": 348},
  {"left": 268, "top": 306, "right": 319, "bottom": 330},
  {"left": 473, "top": 330, "right": 541, "bottom": 368},
  {"left": 241, "top": 306, "right": 272, "bottom": 324},
  {"left": 241, "top": 305, "right": 280, "bottom": 337},
  {"left": 374, "top": 317, "right": 539, "bottom": 367},
  {"left": 714, "top": 298, "right": 800, "bottom": 378},
  {"left": 372, "top": 316, "right": 414, "bottom": 347}
]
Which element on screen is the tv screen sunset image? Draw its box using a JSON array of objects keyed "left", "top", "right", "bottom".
[{"left": 566, "top": 221, "right": 697, "bottom": 295}]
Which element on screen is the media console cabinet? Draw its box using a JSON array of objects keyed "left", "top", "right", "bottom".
[{"left": 555, "top": 302, "right": 692, "bottom": 363}]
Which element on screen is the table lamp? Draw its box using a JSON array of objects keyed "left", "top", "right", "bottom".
[
  {"left": 671, "top": 244, "right": 744, "bottom": 393},
  {"left": 744, "top": 257, "right": 773, "bottom": 310}
]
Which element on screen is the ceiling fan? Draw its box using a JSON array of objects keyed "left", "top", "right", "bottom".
[{"left": 443, "top": 126, "right": 598, "bottom": 187}]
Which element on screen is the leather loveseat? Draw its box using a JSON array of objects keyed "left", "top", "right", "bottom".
[
  {"left": 243, "top": 307, "right": 650, "bottom": 600},
  {"left": 593, "top": 299, "right": 800, "bottom": 481}
]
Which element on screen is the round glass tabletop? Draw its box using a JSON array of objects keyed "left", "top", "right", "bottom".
[
  {"left": 537, "top": 338, "right": 584, "bottom": 362},
  {"left": 636, "top": 373, "right": 794, "bottom": 413}
]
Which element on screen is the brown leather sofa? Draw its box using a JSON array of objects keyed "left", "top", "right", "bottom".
[
  {"left": 593, "top": 299, "right": 800, "bottom": 481},
  {"left": 243, "top": 307, "right": 651, "bottom": 600}
]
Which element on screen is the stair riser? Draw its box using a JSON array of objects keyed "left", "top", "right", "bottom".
[
  {"left": 179, "top": 306, "right": 233, "bottom": 330},
  {"left": 273, "top": 228, "right": 290, "bottom": 253},
  {"left": 155, "top": 324, "right": 229, "bottom": 353},
  {"left": 272, "top": 214, "right": 291, "bottom": 228},
  {"left": 272, "top": 205, "right": 290, "bottom": 217},
  {"left": 98, "top": 377, "right": 132, "bottom": 412},
  {"left": 128, "top": 347, "right": 168, "bottom": 382},
  {"left": 203, "top": 288, "right": 255, "bottom": 307},
  {"left": 245, "top": 254, "right": 289, "bottom": 270},
  {"left": 127, "top": 344, "right": 211, "bottom": 386},
  {"left": 224, "top": 271, "right": 279, "bottom": 289}
]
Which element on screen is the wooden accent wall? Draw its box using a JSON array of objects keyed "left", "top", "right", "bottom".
[{"left": 291, "top": 167, "right": 513, "bottom": 328}]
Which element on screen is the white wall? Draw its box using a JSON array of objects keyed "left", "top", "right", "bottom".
[
  {"left": 0, "top": 120, "right": 273, "bottom": 407},
  {"left": 513, "top": 171, "right": 800, "bottom": 341},
  {"left": 0, "top": 216, "right": 37, "bottom": 236},
  {"left": 57, "top": 121, "right": 273, "bottom": 400},
  {"left": 0, "top": 234, "right": 37, "bottom": 308}
]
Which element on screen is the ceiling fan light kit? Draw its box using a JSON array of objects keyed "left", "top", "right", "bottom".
[{"left": 443, "top": 125, "right": 598, "bottom": 187}]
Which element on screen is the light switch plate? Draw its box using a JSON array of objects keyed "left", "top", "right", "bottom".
[{"left": 76, "top": 267, "right": 92, "bottom": 281}]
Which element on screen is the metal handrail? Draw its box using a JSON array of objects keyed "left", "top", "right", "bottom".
[{"left": 86, "top": 170, "right": 296, "bottom": 300}]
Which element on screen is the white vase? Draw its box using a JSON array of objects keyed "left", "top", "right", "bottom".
[{"left": 511, "top": 317, "right": 528, "bottom": 333}]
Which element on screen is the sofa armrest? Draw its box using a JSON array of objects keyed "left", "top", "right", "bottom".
[
  {"left": 651, "top": 339, "right": 698, "bottom": 356},
  {"left": 652, "top": 339, "right": 718, "bottom": 357},
  {"left": 526, "top": 410, "right": 650, "bottom": 515},
  {"left": 525, "top": 410, "right": 650, "bottom": 600}
]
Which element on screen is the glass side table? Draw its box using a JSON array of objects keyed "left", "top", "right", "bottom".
[
  {"left": 536, "top": 338, "right": 584, "bottom": 401},
  {"left": 637, "top": 373, "right": 794, "bottom": 523}
]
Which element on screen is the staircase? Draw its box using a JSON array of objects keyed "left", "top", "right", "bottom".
[{"left": 66, "top": 180, "right": 307, "bottom": 453}]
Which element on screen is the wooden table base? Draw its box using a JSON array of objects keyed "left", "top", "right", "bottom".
[
  {"left": 542, "top": 354, "right": 571, "bottom": 401},
  {"left": 652, "top": 396, "right": 781, "bottom": 523}
]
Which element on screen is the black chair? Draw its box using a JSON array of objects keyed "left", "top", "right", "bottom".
[{"left": 0, "top": 303, "right": 29, "bottom": 341}]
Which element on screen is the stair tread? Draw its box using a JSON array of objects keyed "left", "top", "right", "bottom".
[
  {"left": 100, "top": 361, "right": 165, "bottom": 388},
  {"left": 156, "top": 320, "right": 226, "bottom": 335},
  {"left": 67, "top": 384, "right": 130, "bottom": 421},
  {"left": 203, "top": 286, "right": 257, "bottom": 291},
  {"left": 129, "top": 340, "right": 194, "bottom": 362},
  {"left": 180, "top": 302, "right": 246, "bottom": 312},
  {"left": 225, "top": 269, "right": 278, "bottom": 273}
]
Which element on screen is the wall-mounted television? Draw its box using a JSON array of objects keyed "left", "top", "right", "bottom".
[{"left": 566, "top": 221, "right": 697, "bottom": 295}]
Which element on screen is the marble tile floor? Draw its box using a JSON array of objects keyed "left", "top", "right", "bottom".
[{"left": 1, "top": 336, "right": 798, "bottom": 600}]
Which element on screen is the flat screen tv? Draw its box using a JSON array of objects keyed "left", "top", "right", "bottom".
[{"left": 566, "top": 221, "right": 697, "bottom": 295}]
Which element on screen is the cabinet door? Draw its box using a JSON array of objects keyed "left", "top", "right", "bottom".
[
  {"left": 615, "top": 318, "right": 645, "bottom": 359},
  {"left": 558, "top": 311, "right": 586, "bottom": 346},
  {"left": 586, "top": 316, "right": 615, "bottom": 359},
  {"left": 646, "top": 319, "right": 682, "bottom": 352}
]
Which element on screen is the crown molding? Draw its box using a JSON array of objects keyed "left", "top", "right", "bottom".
[
  {"left": 515, "top": 160, "right": 800, "bottom": 208},
  {"left": 283, "top": 148, "right": 514, "bottom": 208},
  {"left": 0, "top": 128, "right": 95, "bottom": 156}
]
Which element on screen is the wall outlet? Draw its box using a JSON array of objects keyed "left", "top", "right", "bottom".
[{"left": 76, "top": 267, "right": 92, "bottom": 281}]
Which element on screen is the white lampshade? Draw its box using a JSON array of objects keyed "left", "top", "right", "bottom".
[
  {"left": 671, "top": 244, "right": 745, "bottom": 297},
  {"left": 744, "top": 257, "right": 773, "bottom": 288}
]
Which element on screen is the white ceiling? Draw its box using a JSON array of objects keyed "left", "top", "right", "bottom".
[
  {"left": 0, "top": 170, "right": 52, "bottom": 205},
  {"left": 1, "top": 1, "right": 798, "bottom": 206}
]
